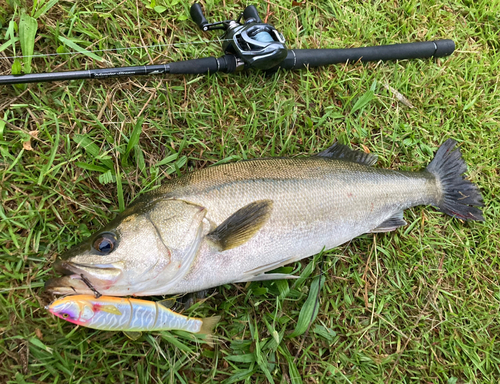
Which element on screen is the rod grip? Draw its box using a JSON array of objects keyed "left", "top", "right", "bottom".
[
  {"left": 279, "top": 40, "right": 455, "bottom": 69},
  {"left": 433, "top": 39, "right": 455, "bottom": 57},
  {"left": 167, "top": 55, "right": 237, "bottom": 74},
  {"left": 243, "top": 5, "right": 262, "bottom": 23},
  {"left": 190, "top": 3, "right": 209, "bottom": 31}
]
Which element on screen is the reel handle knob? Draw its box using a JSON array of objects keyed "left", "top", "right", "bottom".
[
  {"left": 190, "top": 3, "right": 209, "bottom": 31},
  {"left": 243, "top": 5, "right": 262, "bottom": 23}
]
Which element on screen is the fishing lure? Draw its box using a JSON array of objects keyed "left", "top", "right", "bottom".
[{"left": 47, "top": 295, "right": 220, "bottom": 340}]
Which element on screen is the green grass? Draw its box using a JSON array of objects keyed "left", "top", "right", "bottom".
[{"left": 1, "top": 0, "right": 499, "bottom": 382}]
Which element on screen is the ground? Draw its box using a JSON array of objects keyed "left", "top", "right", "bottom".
[{"left": 0, "top": 0, "right": 499, "bottom": 383}]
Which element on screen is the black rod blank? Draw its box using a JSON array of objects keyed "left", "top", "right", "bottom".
[{"left": 0, "top": 56, "right": 238, "bottom": 85}]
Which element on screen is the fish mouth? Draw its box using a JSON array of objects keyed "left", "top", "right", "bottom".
[
  {"left": 47, "top": 260, "right": 124, "bottom": 295},
  {"left": 45, "top": 275, "right": 95, "bottom": 295},
  {"left": 54, "top": 260, "right": 79, "bottom": 275},
  {"left": 54, "top": 260, "right": 123, "bottom": 277}
]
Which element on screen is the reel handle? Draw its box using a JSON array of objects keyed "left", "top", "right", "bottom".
[
  {"left": 190, "top": 3, "right": 209, "bottom": 31},
  {"left": 243, "top": 5, "right": 262, "bottom": 23}
]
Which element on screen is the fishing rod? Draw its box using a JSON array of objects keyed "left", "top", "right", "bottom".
[{"left": 0, "top": 3, "right": 455, "bottom": 85}]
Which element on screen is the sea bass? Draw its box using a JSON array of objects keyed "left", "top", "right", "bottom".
[
  {"left": 47, "top": 295, "right": 219, "bottom": 338},
  {"left": 46, "top": 139, "right": 483, "bottom": 296}
]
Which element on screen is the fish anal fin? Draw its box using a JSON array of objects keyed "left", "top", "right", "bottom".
[
  {"left": 207, "top": 200, "right": 273, "bottom": 251},
  {"left": 124, "top": 331, "right": 142, "bottom": 340},
  {"left": 316, "top": 142, "right": 377, "bottom": 166},
  {"left": 370, "top": 212, "right": 407, "bottom": 233}
]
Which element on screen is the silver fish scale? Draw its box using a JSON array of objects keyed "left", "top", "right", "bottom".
[{"left": 140, "top": 157, "right": 438, "bottom": 294}]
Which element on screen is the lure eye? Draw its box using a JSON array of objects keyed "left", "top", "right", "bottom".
[
  {"left": 62, "top": 313, "right": 69, "bottom": 318},
  {"left": 93, "top": 233, "right": 117, "bottom": 255}
]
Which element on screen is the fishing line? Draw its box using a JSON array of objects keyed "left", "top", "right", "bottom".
[
  {"left": 80, "top": 274, "right": 102, "bottom": 299},
  {"left": 0, "top": 38, "right": 233, "bottom": 60}
]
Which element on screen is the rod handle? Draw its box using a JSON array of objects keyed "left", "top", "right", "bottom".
[
  {"left": 433, "top": 39, "right": 455, "bottom": 57},
  {"left": 190, "top": 3, "right": 209, "bottom": 31},
  {"left": 278, "top": 40, "right": 455, "bottom": 69},
  {"left": 243, "top": 5, "right": 262, "bottom": 23}
]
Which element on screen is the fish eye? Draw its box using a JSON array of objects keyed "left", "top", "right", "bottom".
[{"left": 93, "top": 233, "right": 117, "bottom": 255}]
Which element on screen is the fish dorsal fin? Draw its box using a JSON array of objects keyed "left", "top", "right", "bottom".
[
  {"left": 207, "top": 200, "right": 273, "bottom": 251},
  {"left": 370, "top": 211, "right": 407, "bottom": 233},
  {"left": 316, "top": 142, "right": 377, "bottom": 166},
  {"left": 99, "top": 305, "right": 122, "bottom": 315},
  {"left": 123, "top": 331, "right": 142, "bottom": 340}
]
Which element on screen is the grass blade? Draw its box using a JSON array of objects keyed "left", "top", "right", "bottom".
[
  {"left": 0, "top": 36, "right": 19, "bottom": 53},
  {"left": 122, "top": 117, "right": 144, "bottom": 167},
  {"left": 73, "top": 134, "right": 113, "bottom": 170},
  {"left": 19, "top": 13, "right": 38, "bottom": 74},
  {"left": 289, "top": 274, "right": 325, "bottom": 338},
  {"left": 33, "top": 0, "right": 59, "bottom": 18},
  {"left": 115, "top": 167, "right": 124, "bottom": 212},
  {"left": 38, "top": 119, "right": 60, "bottom": 185},
  {"left": 58, "top": 36, "right": 103, "bottom": 62},
  {"left": 351, "top": 89, "right": 375, "bottom": 114}
]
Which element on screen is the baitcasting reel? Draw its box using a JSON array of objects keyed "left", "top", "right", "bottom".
[{"left": 190, "top": 3, "right": 287, "bottom": 71}]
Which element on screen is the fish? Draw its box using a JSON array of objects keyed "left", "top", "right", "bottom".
[
  {"left": 45, "top": 139, "right": 484, "bottom": 297},
  {"left": 46, "top": 295, "right": 220, "bottom": 339}
]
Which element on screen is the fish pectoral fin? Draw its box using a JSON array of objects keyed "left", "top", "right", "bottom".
[
  {"left": 206, "top": 200, "right": 273, "bottom": 251},
  {"left": 123, "top": 331, "right": 142, "bottom": 340},
  {"left": 370, "top": 212, "right": 407, "bottom": 233},
  {"left": 237, "top": 273, "right": 299, "bottom": 283},
  {"left": 315, "top": 142, "right": 378, "bottom": 166}
]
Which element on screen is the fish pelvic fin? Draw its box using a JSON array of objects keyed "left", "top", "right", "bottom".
[
  {"left": 316, "top": 142, "right": 378, "bottom": 166},
  {"left": 207, "top": 200, "right": 273, "bottom": 251},
  {"left": 426, "top": 139, "right": 484, "bottom": 221},
  {"left": 370, "top": 211, "right": 407, "bottom": 233},
  {"left": 237, "top": 272, "right": 299, "bottom": 283}
]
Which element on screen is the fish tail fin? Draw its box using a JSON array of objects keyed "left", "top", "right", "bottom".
[
  {"left": 426, "top": 139, "right": 484, "bottom": 221},
  {"left": 198, "top": 316, "right": 221, "bottom": 335},
  {"left": 197, "top": 316, "right": 221, "bottom": 345}
]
